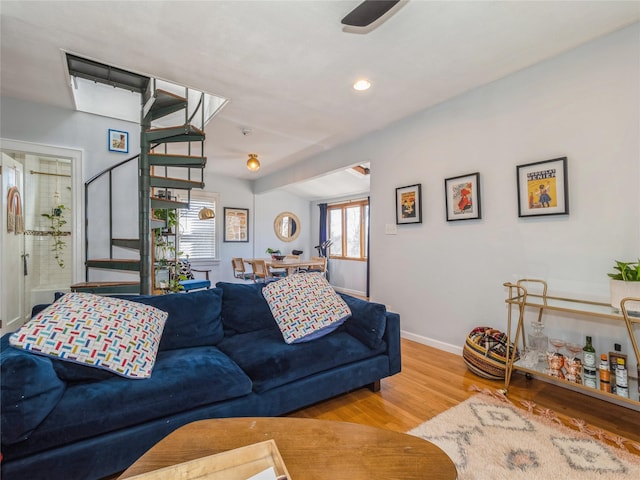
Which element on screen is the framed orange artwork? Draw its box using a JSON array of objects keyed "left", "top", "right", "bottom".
[
  {"left": 445, "top": 172, "right": 481, "bottom": 222},
  {"left": 396, "top": 184, "right": 422, "bottom": 225}
]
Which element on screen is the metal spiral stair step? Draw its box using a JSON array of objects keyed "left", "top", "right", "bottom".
[
  {"left": 145, "top": 124, "right": 205, "bottom": 143},
  {"left": 85, "top": 258, "right": 141, "bottom": 271},
  {"left": 144, "top": 89, "right": 187, "bottom": 122},
  {"left": 150, "top": 175, "right": 205, "bottom": 190},
  {"left": 148, "top": 153, "right": 207, "bottom": 168},
  {"left": 112, "top": 238, "right": 140, "bottom": 250},
  {"left": 151, "top": 197, "right": 190, "bottom": 210}
]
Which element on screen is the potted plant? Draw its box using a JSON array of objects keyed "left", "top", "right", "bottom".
[
  {"left": 41, "top": 204, "right": 68, "bottom": 268},
  {"left": 608, "top": 259, "right": 640, "bottom": 314},
  {"left": 266, "top": 248, "right": 285, "bottom": 261}
]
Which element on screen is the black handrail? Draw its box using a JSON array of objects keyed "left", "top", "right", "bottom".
[{"left": 84, "top": 153, "right": 140, "bottom": 280}]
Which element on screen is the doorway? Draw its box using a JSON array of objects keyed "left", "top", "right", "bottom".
[{"left": 0, "top": 140, "right": 82, "bottom": 335}]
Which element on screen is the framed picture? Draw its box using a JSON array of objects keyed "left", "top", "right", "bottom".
[
  {"left": 517, "top": 157, "right": 568, "bottom": 217},
  {"left": 108, "top": 129, "right": 129, "bottom": 153},
  {"left": 396, "top": 184, "right": 422, "bottom": 224},
  {"left": 445, "top": 172, "right": 481, "bottom": 221},
  {"left": 224, "top": 207, "right": 249, "bottom": 242}
]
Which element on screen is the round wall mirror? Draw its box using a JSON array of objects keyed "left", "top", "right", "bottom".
[{"left": 274, "top": 211, "right": 300, "bottom": 242}]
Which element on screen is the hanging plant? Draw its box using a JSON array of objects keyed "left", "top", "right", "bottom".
[{"left": 42, "top": 204, "right": 67, "bottom": 268}]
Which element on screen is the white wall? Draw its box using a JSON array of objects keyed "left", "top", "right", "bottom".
[
  {"left": 254, "top": 190, "right": 312, "bottom": 261},
  {"left": 271, "top": 24, "right": 640, "bottom": 357},
  {"left": 370, "top": 24, "right": 640, "bottom": 356},
  {"left": 195, "top": 174, "right": 312, "bottom": 284}
]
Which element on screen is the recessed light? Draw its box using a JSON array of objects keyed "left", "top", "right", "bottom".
[{"left": 353, "top": 79, "right": 371, "bottom": 91}]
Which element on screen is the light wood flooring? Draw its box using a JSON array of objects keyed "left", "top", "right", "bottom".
[{"left": 288, "top": 338, "right": 640, "bottom": 447}]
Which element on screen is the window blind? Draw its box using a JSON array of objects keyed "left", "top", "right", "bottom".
[{"left": 178, "top": 195, "right": 217, "bottom": 260}]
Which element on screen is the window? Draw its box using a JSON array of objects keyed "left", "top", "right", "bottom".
[
  {"left": 177, "top": 191, "right": 219, "bottom": 260},
  {"left": 328, "top": 199, "right": 369, "bottom": 260}
]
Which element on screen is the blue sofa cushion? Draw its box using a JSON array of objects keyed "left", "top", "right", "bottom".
[
  {"left": 339, "top": 293, "right": 387, "bottom": 349},
  {"left": 113, "top": 288, "right": 224, "bottom": 351},
  {"left": 1, "top": 335, "right": 67, "bottom": 445},
  {"left": 15, "top": 346, "right": 252, "bottom": 454},
  {"left": 217, "top": 328, "right": 386, "bottom": 393},
  {"left": 216, "top": 282, "right": 279, "bottom": 335}
]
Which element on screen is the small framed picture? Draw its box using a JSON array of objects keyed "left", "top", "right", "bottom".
[
  {"left": 396, "top": 184, "right": 422, "bottom": 224},
  {"left": 517, "top": 157, "right": 568, "bottom": 217},
  {"left": 445, "top": 172, "right": 481, "bottom": 221},
  {"left": 224, "top": 207, "right": 249, "bottom": 242},
  {"left": 108, "top": 129, "right": 129, "bottom": 153}
]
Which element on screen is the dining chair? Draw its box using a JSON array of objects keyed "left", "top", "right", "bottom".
[
  {"left": 232, "top": 257, "right": 254, "bottom": 281},
  {"left": 251, "top": 259, "right": 277, "bottom": 283},
  {"left": 306, "top": 256, "right": 327, "bottom": 276}
]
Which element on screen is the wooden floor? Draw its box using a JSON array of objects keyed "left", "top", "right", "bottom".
[{"left": 288, "top": 338, "right": 640, "bottom": 447}]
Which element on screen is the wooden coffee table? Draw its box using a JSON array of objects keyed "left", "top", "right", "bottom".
[{"left": 118, "top": 417, "right": 457, "bottom": 479}]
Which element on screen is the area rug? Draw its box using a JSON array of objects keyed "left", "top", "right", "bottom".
[{"left": 408, "top": 388, "right": 640, "bottom": 480}]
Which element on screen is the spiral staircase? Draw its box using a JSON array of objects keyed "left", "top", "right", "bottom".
[{"left": 70, "top": 81, "right": 207, "bottom": 295}]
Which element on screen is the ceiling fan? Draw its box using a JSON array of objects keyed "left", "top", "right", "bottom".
[{"left": 341, "top": 0, "right": 401, "bottom": 27}]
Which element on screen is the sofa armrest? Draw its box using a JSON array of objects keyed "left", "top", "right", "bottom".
[{"left": 383, "top": 312, "right": 401, "bottom": 375}]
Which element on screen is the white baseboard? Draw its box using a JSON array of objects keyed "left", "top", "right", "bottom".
[
  {"left": 401, "top": 330, "right": 463, "bottom": 356},
  {"left": 333, "top": 286, "right": 366, "bottom": 298}
]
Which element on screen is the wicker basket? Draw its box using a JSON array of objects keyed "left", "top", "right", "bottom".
[{"left": 462, "top": 326, "right": 519, "bottom": 380}]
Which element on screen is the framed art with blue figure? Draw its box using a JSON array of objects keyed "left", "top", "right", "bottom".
[
  {"left": 396, "top": 183, "right": 422, "bottom": 225},
  {"left": 517, "top": 157, "right": 568, "bottom": 218}
]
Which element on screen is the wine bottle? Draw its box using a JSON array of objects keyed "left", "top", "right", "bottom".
[{"left": 582, "top": 336, "right": 596, "bottom": 388}]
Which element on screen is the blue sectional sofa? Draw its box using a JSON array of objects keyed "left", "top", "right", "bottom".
[{"left": 1, "top": 281, "right": 401, "bottom": 480}]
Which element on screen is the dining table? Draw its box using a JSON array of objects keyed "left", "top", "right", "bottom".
[{"left": 244, "top": 257, "right": 324, "bottom": 276}]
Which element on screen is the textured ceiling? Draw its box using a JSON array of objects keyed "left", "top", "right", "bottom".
[{"left": 1, "top": 1, "right": 638, "bottom": 197}]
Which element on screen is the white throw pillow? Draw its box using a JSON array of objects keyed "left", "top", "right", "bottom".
[
  {"left": 10, "top": 292, "right": 167, "bottom": 379},
  {"left": 262, "top": 273, "right": 351, "bottom": 344}
]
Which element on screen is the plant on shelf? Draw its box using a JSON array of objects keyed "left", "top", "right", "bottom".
[
  {"left": 608, "top": 259, "right": 640, "bottom": 282},
  {"left": 166, "top": 268, "right": 187, "bottom": 293},
  {"left": 608, "top": 259, "right": 640, "bottom": 314},
  {"left": 265, "top": 248, "right": 281, "bottom": 255},
  {"left": 41, "top": 204, "right": 67, "bottom": 268},
  {"left": 153, "top": 208, "right": 179, "bottom": 261}
]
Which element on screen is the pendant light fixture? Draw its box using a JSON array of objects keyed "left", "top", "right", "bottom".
[
  {"left": 198, "top": 207, "right": 215, "bottom": 220},
  {"left": 246, "top": 153, "right": 260, "bottom": 172}
]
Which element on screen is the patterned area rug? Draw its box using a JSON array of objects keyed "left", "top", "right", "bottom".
[{"left": 409, "top": 389, "right": 640, "bottom": 480}]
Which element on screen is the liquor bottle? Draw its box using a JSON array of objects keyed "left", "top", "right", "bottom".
[
  {"left": 582, "top": 336, "right": 596, "bottom": 388},
  {"left": 598, "top": 354, "right": 611, "bottom": 393},
  {"left": 527, "top": 321, "right": 548, "bottom": 362},
  {"left": 615, "top": 357, "right": 629, "bottom": 398},
  {"left": 609, "top": 343, "right": 627, "bottom": 394}
]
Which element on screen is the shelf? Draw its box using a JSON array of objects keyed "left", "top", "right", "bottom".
[
  {"left": 506, "top": 293, "right": 640, "bottom": 324},
  {"left": 503, "top": 279, "right": 640, "bottom": 412},
  {"left": 513, "top": 358, "right": 639, "bottom": 411}
]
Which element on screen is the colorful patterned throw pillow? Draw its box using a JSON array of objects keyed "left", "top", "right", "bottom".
[
  {"left": 262, "top": 273, "right": 351, "bottom": 344},
  {"left": 10, "top": 292, "right": 167, "bottom": 379}
]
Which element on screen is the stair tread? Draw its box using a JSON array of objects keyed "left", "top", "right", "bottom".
[
  {"left": 87, "top": 258, "right": 141, "bottom": 263},
  {"left": 154, "top": 89, "right": 187, "bottom": 106},
  {"left": 147, "top": 124, "right": 204, "bottom": 135},
  {"left": 150, "top": 175, "right": 204, "bottom": 186},
  {"left": 148, "top": 153, "right": 206, "bottom": 160},
  {"left": 71, "top": 281, "right": 140, "bottom": 288}
]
